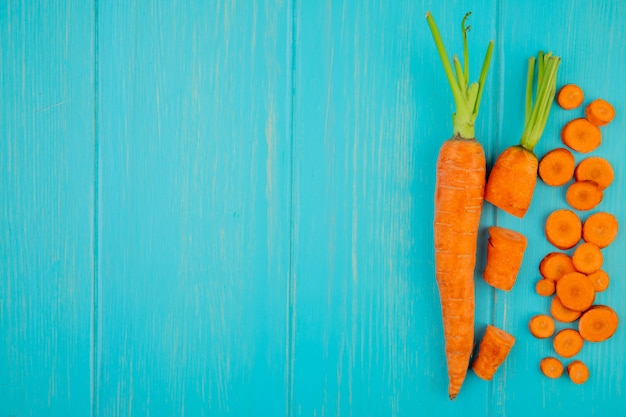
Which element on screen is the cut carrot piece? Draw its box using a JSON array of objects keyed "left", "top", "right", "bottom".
[
  {"left": 556, "top": 84, "right": 584, "bottom": 110},
  {"left": 482, "top": 227, "right": 528, "bottom": 291},
  {"left": 585, "top": 99, "right": 615, "bottom": 126},
  {"left": 566, "top": 181, "right": 603, "bottom": 211},
  {"left": 529, "top": 314, "right": 555, "bottom": 338},
  {"left": 574, "top": 157, "right": 614, "bottom": 190},
  {"left": 582, "top": 212, "right": 618, "bottom": 248},
  {"left": 540, "top": 357, "right": 564, "bottom": 378},
  {"left": 471, "top": 325, "right": 515, "bottom": 381},
  {"left": 539, "top": 252, "right": 576, "bottom": 281},
  {"left": 536, "top": 278, "right": 556, "bottom": 296},
  {"left": 538, "top": 148, "right": 575, "bottom": 186},
  {"left": 545, "top": 209, "right": 581, "bottom": 250},
  {"left": 567, "top": 360, "right": 589, "bottom": 384},
  {"left": 561, "top": 118, "right": 601, "bottom": 153},
  {"left": 553, "top": 329, "right": 584, "bottom": 358},
  {"left": 550, "top": 296, "right": 582, "bottom": 323},
  {"left": 587, "top": 269, "right": 609, "bottom": 292},
  {"left": 578, "top": 305, "right": 619, "bottom": 342},
  {"left": 572, "top": 242, "right": 603, "bottom": 274},
  {"left": 556, "top": 272, "right": 595, "bottom": 312}
]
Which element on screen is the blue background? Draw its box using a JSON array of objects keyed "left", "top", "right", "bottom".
[{"left": 2, "top": 0, "right": 625, "bottom": 415}]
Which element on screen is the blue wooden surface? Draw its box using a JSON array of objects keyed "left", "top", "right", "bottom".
[{"left": 2, "top": 1, "right": 625, "bottom": 416}]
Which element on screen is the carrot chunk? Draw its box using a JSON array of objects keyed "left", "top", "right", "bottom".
[
  {"left": 582, "top": 212, "right": 618, "bottom": 248},
  {"left": 567, "top": 360, "right": 590, "bottom": 384},
  {"left": 471, "top": 325, "right": 516, "bottom": 381},
  {"left": 550, "top": 296, "right": 582, "bottom": 323},
  {"left": 556, "top": 272, "right": 595, "bottom": 312},
  {"left": 539, "top": 252, "right": 576, "bottom": 281},
  {"left": 545, "top": 209, "right": 582, "bottom": 250},
  {"left": 572, "top": 242, "right": 603, "bottom": 274},
  {"left": 540, "top": 357, "right": 564, "bottom": 378},
  {"left": 538, "top": 148, "right": 575, "bottom": 186},
  {"left": 529, "top": 314, "right": 555, "bottom": 338},
  {"left": 585, "top": 99, "right": 615, "bottom": 126},
  {"left": 587, "top": 269, "right": 610, "bottom": 292},
  {"left": 535, "top": 278, "right": 556, "bottom": 296},
  {"left": 574, "top": 157, "right": 614, "bottom": 190},
  {"left": 553, "top": 329, "right": 584, "bottom": 358},
  {"left": 566, "top": 181, "right": 603, "bottom": 211},
  {"left": 556, "top": 84, "right": 584, "bottom": 110},
  {"left": 561, "top": 118, "right": 601, "bottom": 153},
  {"left": 482, "top": 227, "right": 528, "bottom": 291},
  {"left": 578, "top": 305, "right": 619, "bottom": 342}
]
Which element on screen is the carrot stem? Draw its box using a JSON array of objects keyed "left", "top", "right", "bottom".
[
  {"left": 462, "top": 12, "right": 471, "bottom": 85},
  {"left": 524, "top": 57, "right": 535, "bottom": 129}
]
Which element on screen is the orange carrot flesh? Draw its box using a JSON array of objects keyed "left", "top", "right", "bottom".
[
  {"left": 575, "top": 157, "right": 614, "bottom": 190},
  {"left": 553, "top": 329, "right": 584, "bottom": 358},
  {"left": 566, "top": 181, "right": 604, "bottom": 211},
  {"left": 545, "top": 209, "right": 582, "bottom": 250},
  {"left": 471, "top": 325, "right": 516, "bottom": 381},
  {"left": 587, "top": 269, "right": 610, "bottom": 292},
  {"left": 556, "top": 84, "right": 584, "bottom": 110},
  {"left": 578, "top": 305, "right": 619, "bottom": 342},
  {"left": 540, "top": 357, "right": 564, "bottom": 378},
  {"left": 561, "top": 118, "right": 602, "bottom": 153},
  {"left": 556, "top": 272, "right": 595, "bottom": 312},
  {"left": 572, "top": 242, "right": 603, "bottom": 274},
  {"left": 538, "top": 148, "right": 575, "bottom": 186},
  {"left": 535, "top": 278, "right": 556, "bottom": 296},
  {"left": 582, "top": 212, "right": 619, "bottom": 248},
  {"left": 482, "top": 226, "right": 528, "bottom": 291},
  {"left": 585, "top": 99, "right": 615, "bottom": 126},
  {"left": 529, "top": 314, "right": 555, "bottom": 338},
  {"left": 539, "top": 252, "right": 576, "bottom": 281},
  {"left": 550, "top": 296, "right": 582, "bottom": 323},
  {"left": 567, "top": 360, "right": 590, "bottom": 384}
]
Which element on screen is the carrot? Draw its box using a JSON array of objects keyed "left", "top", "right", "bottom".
[
  {"left": 538, "top": 148, "right": 575, "bottom": 186},
  {"left": 545, "top": 209, "right": 581, "bottom": 250},
  {"left": 426, "top": 11, "right": 494, "bottom": 400},
  {"left": 485, "top": 52, "right": 561, "bottom": 218},
  {"left": 582, "top": 212, "right": 618, "bottom": 248},
  {"left": 555, "top": 271, "right": 595, "bottom": 312},
  {"left": 578, "top": 305, "right": 619, "bottom": 342},
  {"left": 585, "top": 98, "right": 615, "bottom": 126},
  {"left": 561, "top": 118, "right": 602, "bottom": 153},
  {"left": 535, "top": 278, "right": 556, "bottom": 296},
  {"left": 553, "top": 329, "right": 584, "bottom": 358},
  {"left": 574, "top": 157, "right": 614, "bottom": 190},
  {"left": 482, "top": 226, "right": 528, "bottom": 291},
  {"left": 572, "top": 242, "right": 603, "bottom": 274},
  {"left": 566, "top": 180, "right": 603, "bottom": 211},
  {"left": 529, "top": 314, "right": 555, "bottom": 338},
  {"left": 539, "top": 252, "right": 576, "bottom": 281},
  {"left": 540, "top": 357, "right": 564, "bottom": 379},
  {"left": 587, "top": 269, "right": 610, "bottom": 292},
  {"left": 556, "top": 84, "right": 584, "bottom": 110},
  {"left": 567, "top": 360, "right": 590, "bottom": 384},
  {"left": 550, "top": 296, "right": 582, "bottom": 323},
  {"left": 471, "top": 325, "right": 516, "bottom": 381}
]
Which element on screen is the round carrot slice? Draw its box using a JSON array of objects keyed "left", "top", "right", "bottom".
[
  {"left": 574, "top": 157, "right": 614, "bottom": 190},
  {"left": 556, "top": 272, "right": 595, "bottom": 312},
  {"left": 529, "top": 314, "right": 555, "bottom": 338},
  {"left": 550, "top": 296, "right": 581, "bottom": 323},
  {"left": 578, "top": 305, "right": 618, "bottom": 342},
  {"left": 535, "top": 278, "right": 556, "bottom": 296},
  {"left": 545, "top": 209, "right": 582, "bottom": 250},
  {"left": 557, "top": 84, "right": 584, "bottom": 110},
  {"left": 567, "top": 360, "right": 589, "bottom": 384},
  {"left": 553, "top": 329, "right": 584, "bottom": 358},
  {"left": 540, "top": 357, "right": 564, "bottom": 379},
  {"left": 538, "top": 148, "right": 575, "bottom": 186},
  {"left": 539, "top": 252, "right": 576, "bottom": 281},
  {"left": 587, "top": 270, "right": 609, "bottom": 292},
  {"left": 585, "top": 99, "right": 615, "bottom": 126},
  {"left": 572, "top": 242, "right": 603, "bottom": 274},
  {"left": 582, "top": 212, "right": 618, "bottom": 248},
  {"left": 566, "top": 181, "right": 603, "bottom": 211},
  {"left": 561, "top": 118, "right": 602, "bottom": 153}
]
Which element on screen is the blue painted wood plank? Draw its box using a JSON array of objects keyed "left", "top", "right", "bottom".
[
  {"left": 96, "top": 1, "right": 291, "bottom": 415},
  {"left": 0, "top": 1, "right": 94, "bottom": 415}
]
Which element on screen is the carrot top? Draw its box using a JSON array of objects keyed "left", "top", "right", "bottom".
[
  {"left": 426, "top": 12, "right": 494, "bottom": 139},
  {"left": 519, "top": 52, "right": 561, "bottom": 151}
]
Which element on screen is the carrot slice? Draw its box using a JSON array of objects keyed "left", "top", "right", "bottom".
[
  {"left": 572, "top": 242, "right": 603, "bottom": 274},
  {"left": 556, "top": 84, "right": 584, "bottom": 110},
  {"left": 567, "top": 360, "right": 589, "bottom": 384},
  {"left": 545, "top": 209, "right": 582, "bottom": 250},
  {"left": 482, "top": 227, "right": 528, "bottom": 291},
  {"left": 539, "top": 252, "right": 576, "bottom": 281},
  {"left": 550, "top": 296, "right": 582, "bottom": 323},
  {"left": 578, "top": 305, "right": 619, "bottom": 342},
  {"left": 587, "top": 269, "right": 609, "bottom": 292},
  {"left": 561, "top": 118, "right": 602, "bottom": 153},
  {"left": 585, "top": 99, "right": 615, "bottom": 126},
  {"left": 529, "top": 314, "right": 555, "bottom": 338},
  {"left": 556, "top": 271, "right": 595, "bottom": 312},
  {"left": 582, "top": 212, "right": 618, "bottom": 248},
  {"left": 540, "top": 357, "right": 564, "bottom": 379},
  {"left": 574, "top": 157, "right": 614, "bottom": 190},
  {"left": 535, "top": 278, "right": 556, "bottom": 296},
  {"left": 471, "top": 325, "right": 516, "bottom": 381},
  {"left": 566, "top": 181, "right": 603, "bottom": 211},
  {"left": 538, "top": 148, "right": 575, "bottom": 186},
  {"left": 553, "top": 329, "right": 584, "bottom": 358}
]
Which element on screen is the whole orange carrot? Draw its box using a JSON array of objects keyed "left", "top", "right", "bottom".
[{"left": 427, "top": 11, "right": 493, "bottom": 400}]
